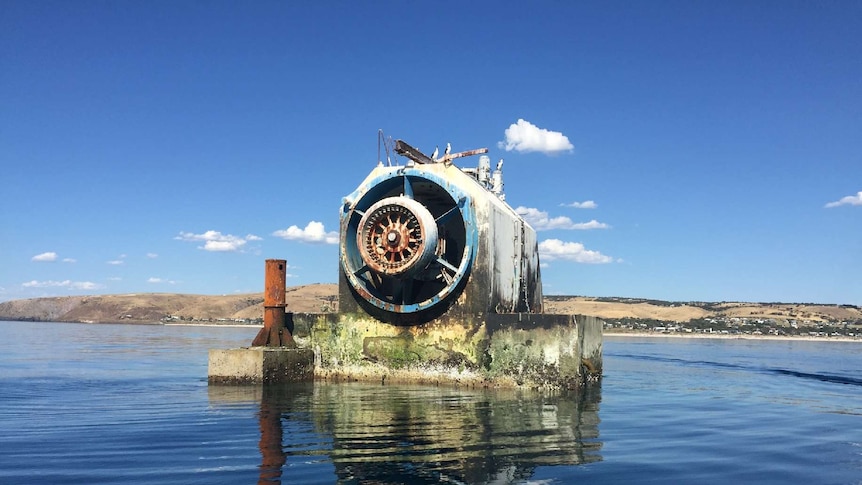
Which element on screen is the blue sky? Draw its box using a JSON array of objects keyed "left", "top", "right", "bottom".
[{"left": 2, "top": 1, "right": 860, "bottom": 305}]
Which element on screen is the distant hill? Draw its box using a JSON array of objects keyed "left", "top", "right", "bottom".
[
  {"left": 0, "top": 284, "right": 337, "bottom": 324},
  {"left": 1, "top": 284, "right": 859, "bottom": 325},
  {"left": 543, "top": 296, "right": 862, "bottom": 324}
]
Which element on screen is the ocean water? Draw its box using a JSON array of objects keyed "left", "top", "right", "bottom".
[{"left": 0, "top": 321, "right": 860, "bottom": 484}]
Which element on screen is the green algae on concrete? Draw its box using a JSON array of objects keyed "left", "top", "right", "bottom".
[
  {"left": 300, "top": 313, "right": 488, "bottom": 374},
  {"left": 292, "top": 312, "right": 602, "bottom": 390}
]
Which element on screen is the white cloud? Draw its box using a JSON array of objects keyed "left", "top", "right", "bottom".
[
  {"left": 204, "top": 240, "right": 242, "bottom": 251},
  {"left": 146, "top": 253, "right": 158, "bottom": 259},
  {"left": 32, "top": 252, "right": 57, "bottom": 262},
  {"left": 62, "top": 258, "right": 76, "bottom": 263},
  {"left": 272, "top": 221, "right": 339, "bottom": 245},
  {"left": 498, "top": 119, "right": 574, "bottom": 155},
  {"left": 107, "top": 260, "right": 124, "bottom": 265},
  {"left": 22, "top": 280, "right": 103, "bottom": 290},
  {"left": 147, "top": 277, "right": 176, "bottom": 284},
  {"left": 176, "top": 230, "right": 261, "bottom": 252},
  {"left": 825, "top": 191, "right": 862, "bottom": 208},
  {"left": 538, "top": 239, "right": 614, "bottom": 264},
  {"left": 572, "top": 220, "right": 610, "bottom": 230},
  {"left": 561, "top": 200, "right": 597, "bottom": 209},
  {"left": 75, "top": 282, "right": 101, "bottom": 290},
  {"left": 515, "top": 206, "right": 610, "bottom": 231},
  {"left": 517, "top": 207, "right": 577, "bottom": 230}
]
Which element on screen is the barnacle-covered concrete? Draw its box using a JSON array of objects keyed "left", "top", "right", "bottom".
[{"left": 291, "top": 312, "right": 602, "bottom": 390}]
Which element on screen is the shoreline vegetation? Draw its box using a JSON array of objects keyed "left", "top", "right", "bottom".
[
  {"left": 85, "top": 322, "right": 862, "bottom": 343},
  {"left": 603, "top": 330, "right": 861, "bottom": 343},
  {"left": 3, "top": 321, "right": 857, "bottom": 344},
  {"left": 8, "top": 320, "right": 849, "bottom": 344},
  {"left": 1, "top": 285, "right": 860, "bottom": 341},
  {"left": 156, "top": 323, "right": 861, "bottom": 343}
]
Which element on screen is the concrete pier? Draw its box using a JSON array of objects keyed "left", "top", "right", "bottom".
[
  {"left": 208, "top": 259, "right": 314, "bottom": 385},
  {"left": 208, "top": 347, "right": 314, "bottom": 384},
  {"left": 288, "top": 312, "right": 602, "bottom": 390},
  {"left": 207, "top": 310, "right": 602, "bottom": 389}
]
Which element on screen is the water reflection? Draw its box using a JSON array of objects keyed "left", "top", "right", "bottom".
[
  {"left": 258, "top": 394, "right": 287, "bottom": 483},
  {"left": 209, "top": 382, "right": 602, "bottom": 483}
]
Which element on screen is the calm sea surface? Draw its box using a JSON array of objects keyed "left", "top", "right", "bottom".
[{"left": 0, "top": 321, "right": 860, "bottom": 484}]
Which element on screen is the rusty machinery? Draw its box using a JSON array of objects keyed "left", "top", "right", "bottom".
[
  {"left": 252, "top": 259, "right": 294, "bottom": 347},
  {"left": 339, "top": 139, "right": 543, "bottom": 325}
]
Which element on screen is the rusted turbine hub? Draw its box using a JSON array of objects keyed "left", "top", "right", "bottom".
[{"left": 357, "top": 196, "right": 438, "bottom": 277}]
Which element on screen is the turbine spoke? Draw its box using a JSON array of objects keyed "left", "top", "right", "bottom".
[
  {"left": 403, "top": 175, "right": 414, "bottom": 199},
  {"left": 435, "top": 206, "right": 458, "bottom": 224},
  {"left": 353, "top": 264, "right": 370, "bottom": 276},
  {"left": 440, "top": 267, "right": 454, "bottom": 285},
  {"left": 437, "top": 256, "right": 459, "bottom": 274}
]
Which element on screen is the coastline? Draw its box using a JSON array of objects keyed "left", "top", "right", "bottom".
[
  {"left": 604, "top": 330, "right": 861, "bottom": 343},
  {"left": 164, "top": 322, "right": 262, "bottom": 328},
  {"left": 5, "top": 320, "right": 860, "bottom": 343}
]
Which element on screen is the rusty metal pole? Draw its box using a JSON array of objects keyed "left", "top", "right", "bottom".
[
  {"left": 252, "top": 259, "right": 295, "bottom": 347},
  {"left": 264, "top": 259, "right": 287, "bottom": 347}
]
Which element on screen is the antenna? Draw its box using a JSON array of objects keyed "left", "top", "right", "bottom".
[{"left": 377, "top": 130, "right": 395, "bottom": 166}]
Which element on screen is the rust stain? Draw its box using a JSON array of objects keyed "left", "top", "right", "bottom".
[{"left": 253, "top": 259, "right": 295, "bottom": 348}]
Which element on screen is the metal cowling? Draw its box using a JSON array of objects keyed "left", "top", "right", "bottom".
[{"left": 340, "top": 166, "right": 476, "bottom": 318}]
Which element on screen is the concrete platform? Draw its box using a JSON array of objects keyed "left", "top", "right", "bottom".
[
  {"left": 208, "top": 347, "right": 314, "bottom": 384},
  {"left": 289, "top": 312, "right": 603, "bottom": 390}
]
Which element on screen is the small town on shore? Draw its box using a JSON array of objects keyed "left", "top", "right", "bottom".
[
  {"left": 153, "top": 316, "right": 862, "bottom": 341},
  {"left": 603, "top": 315, "right": 861, "bottom": 340},
  {"left": 153, "top": 314, "right": 862, "bottom": 340},
  {"left": 158, "top": 304, "right": 862, "bottom": 341}
]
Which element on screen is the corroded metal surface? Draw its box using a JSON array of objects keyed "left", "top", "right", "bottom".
[
  {"left": 264, "top": 259, "right": 286, "bottom": 308},
  {"left": 357, "top": 196, "right": 438, "bottom": 276},
  {"left": 339, "top": 162, "right": 477, "bottom": 320},
  {"left": 394, "top": 139, "right": 434, "bottom": 164},
  {"left": 252, "top": 259, "right": 295, "bottom": 347},
  {"left": 339, "top": 141, "right": 542, "bottom": 324}
]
